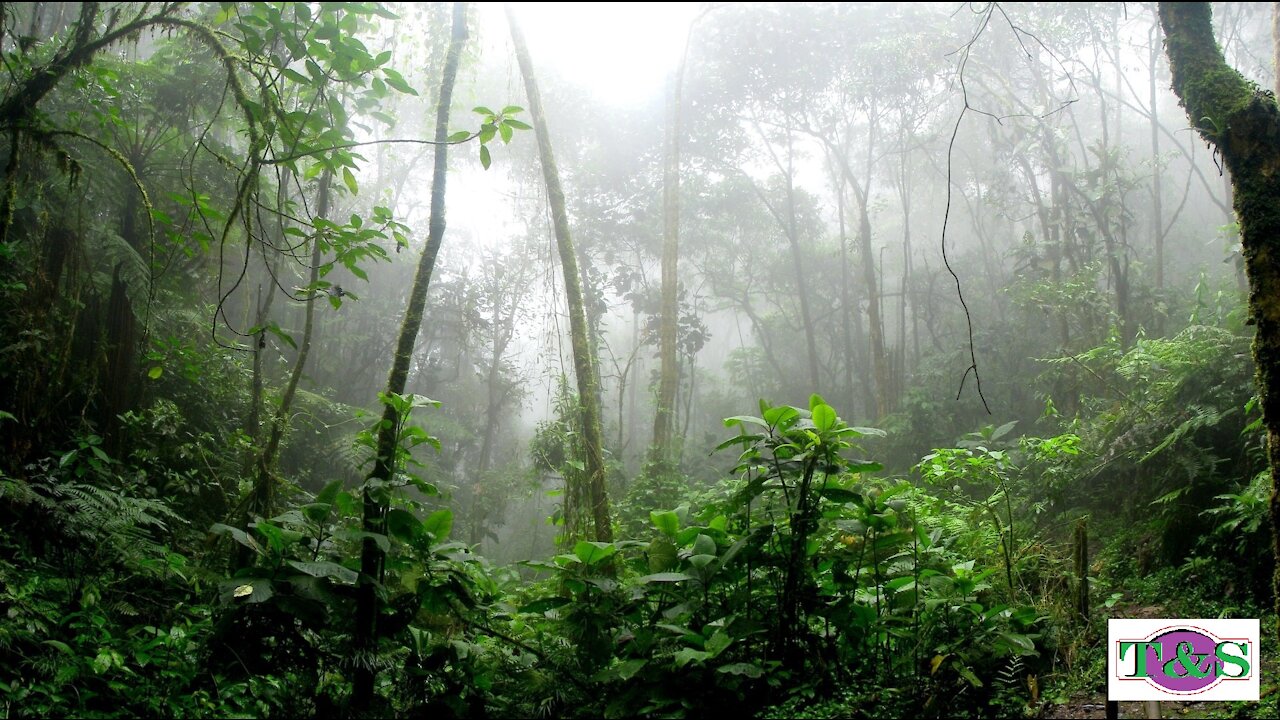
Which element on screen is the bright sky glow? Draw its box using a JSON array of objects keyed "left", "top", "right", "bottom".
[{"left": 485, "top": 2, "right": 699, "bottom": 105}]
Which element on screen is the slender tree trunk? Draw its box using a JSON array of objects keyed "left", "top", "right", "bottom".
[
  {"left": 507, "top": 5, "right": 612, "bottom": 544},
  {"left": 833, "top": 163, "right": 857, "bottom": 415},
  {"left": 352, "top": 4, "right": 468, "bottom": 710},
  {"left": 1159, "top": 0, "right": 1280, "bottom": 640},
  {"left": 785, "top": 133, "right": 823, "bottom": 394},
  {"left": 652, "top": 64, "right": 683, "bottom": 464},
  {"left": 1150, "top": 17, "right": 1165, "bottom": 294}
]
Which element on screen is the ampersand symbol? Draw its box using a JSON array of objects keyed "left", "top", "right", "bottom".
[{"left": 1163, "top": 641, "right": 1211, "bottom": 679}]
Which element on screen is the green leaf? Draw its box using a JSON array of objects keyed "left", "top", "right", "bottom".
[
  {"left": 692, "top": 533, "right": 716, "bottom": 557},
  {"left": 573, "top": 540, "right": 617, "bottom": 565},
  {"left": 614, "top": 658, "right": 647, "bottom": 681},
  {"left": 503, "top": 118, "right": 531, "bottom": 130},
  {"left": 498, "top": 122, "right": 513, "bottom": 144},
  {"left": 473, "top": 106, "right": 496, "bottom": 116},
  {"left": 998, "top": 631, "right": 1036, "bottom": 655},
  {"left": 762, "top": 404, "right": 799, "bottom": 428},
  {"left": 650, "top": 509, "right": 680, "bottom": 536},
  {"left": 479, "top": 145, "right": 491, "bottom": 170},
  {"left": 42, "top": 639, "right": 73, "bottom": 655},
  {"left": 500, "top": 105, "right": 524, "bottom": 115},
  {"left": 422, "top": 509, "right": 452, "bottom": 542},
  {"left": 447, "top": 130, "right": 471, "bottom": 142},
  {"left": 718, "top": 662, "right": 763, "bottom": 678},
  {"left": 210, "top": 523, "right": 262, "bottom": 555},
  {"left": 219, "top": 578, "right": 273, "bottom": 604},
  {"left": 286, "top": 560, "right": 358, "bottom": 584},
  {"left": 386, "top": 508, "right": 421, "bottom": 543},
  {"left": 147, "top": 366, "right": 163, "bottom": 379},
  {"left": 673, "top": 648, "right": 710, "bottom": 667},
  {"left": 338, "top": 529, "right": 390, "bottom": 553},
  {"left": 812, "top": 403, "right": 836, "bottom": 432},
  {"left": 648, "top": 535, "right": 678, "bottom": 572},
  {"left": 383, "top": 68, "right": 416, "bottom": 95},
  {"left": 818, "top": 487, "right": 860, "bottom": 504},
  {"left": 636, "top": 572, "right": 695, "bottom": 583},
  {"left": 705, "top": 630, "right": 733, "bottom": 657},
  {"left": 342, "top": 167, "right": 359, "bottom": 195}
]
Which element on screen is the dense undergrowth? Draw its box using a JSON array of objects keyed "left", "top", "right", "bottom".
[{"left": 2, "top": 319, "right": 1273, "bottom": 718}]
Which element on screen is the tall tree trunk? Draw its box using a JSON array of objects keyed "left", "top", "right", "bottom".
[
  {"left": 652, "top": 64, "right": 683, "bottom": 465},
  {"left": 352, "top": 3, "right": 468, "bottom": 709},
  {"left": 784, "top": 130, "right": 823, "bottom": 394},
  {"left": 1150, "top": 16, "right": 1165, "bottom": 294},
  {"left": 1159, "top": 0, "right": 1280, "bottom": 639},
  {"left": 507, "top": 5, "right": 613, "bottom": 544},
  {"left": 833, "top": 163, "right": 857, "bottom": 415}
]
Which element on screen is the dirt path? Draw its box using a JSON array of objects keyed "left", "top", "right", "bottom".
[{"left": 1045, "top": 695, "right": 1218, "bottom": 719}]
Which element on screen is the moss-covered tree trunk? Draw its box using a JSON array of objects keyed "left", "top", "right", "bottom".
[
  {"left": 1159, "top": 1, "right": 1280, "bottom": 638},
  {"left": 507, "top": 6, "right": 613, "bottom": 543},
  {"left": 352, "top": 3, "right": 468, "bottom": 710}
]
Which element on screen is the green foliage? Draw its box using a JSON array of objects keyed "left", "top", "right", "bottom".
[{"left": 493, "top": 399, "right": 1049, "bottom": 717}]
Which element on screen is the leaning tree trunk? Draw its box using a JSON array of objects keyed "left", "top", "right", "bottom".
[
  {"left": 352, "top": 3, "right": 468, "bottom": 710},
  {"left": 508, "top": 5, "right": 613, "bottom": 544},
  {"left": 1159, "top": 1, "right": 1280, "bottom": 639}
]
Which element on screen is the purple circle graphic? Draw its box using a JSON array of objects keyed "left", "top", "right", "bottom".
[{"left": 1144, "top": 628, "right": 1221, "bottom": 693}]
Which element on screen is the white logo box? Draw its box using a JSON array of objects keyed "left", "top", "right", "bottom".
[{"left": 1108, "top": 619, "right": 1259, "bottom": 701}]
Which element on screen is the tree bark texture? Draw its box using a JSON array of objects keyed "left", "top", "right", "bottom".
[
  {"left": 506, "top": 4, "right": 613, "bottom": 544},
  {"left": 1160, "top": 0, "right": 1280, "bottom": 639},
  {"left": 353, "top": 3, "right": 468, "bottom": 709}
]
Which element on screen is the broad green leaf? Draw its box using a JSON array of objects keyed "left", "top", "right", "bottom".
[
  {"left": 386, "top": 508, "right": 420, "bottom": 543},
  {"left": 673, "top": 648, "right": 710, "bottom": 667},
  {"left": 812, "top": 404, "right": 836, "bottom": 432},
  {"left": 383, "top": 68, "right": 416, "bottom": 94},
  {"left": 210, "top": 523, "right": 261, "bottom": 555},
  {"left": 614, "top": 658, "right": 647, "bottom": 680},
  {"left": 422, "top": 508, "right": 452, "bottom": 541},
  {"left": 718, "top": 662, "right": 763, "bottom": 678},
  {"left": 220, "top": 578, "right": 273, "bottom": 604},
  {"left": 692, "top": 533, "right": 716, "bottom": 557},
  {"left": 650, "top": 509, "right": 680, "bottom": 536},
  {"left": 479, "top": 145, "right": 491, "bottom": 170},
  {"left": 286, "top": 560, "right": 358, "bottom": 584},
  {"left": 147, "top": 366, "right": 163, "bottom": 379},
  {"left": 573, "top": 540, "right": 617, "bottom": 565},
  {"left": 342, "top": 167, "right": 359, "bottom": 195},
  {"left": 648, "top": 535, "right": 677, "bottom": 572}
]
